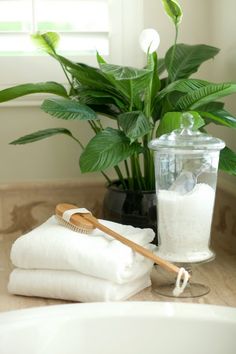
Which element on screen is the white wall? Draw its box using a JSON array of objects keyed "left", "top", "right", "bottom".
[{"left": 0, "top": 0, "right": 235, "bottom": 188}]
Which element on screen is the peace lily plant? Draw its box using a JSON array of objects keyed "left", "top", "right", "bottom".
[{"left": 0, "top": 0, "right": 236, "bottom": 191}]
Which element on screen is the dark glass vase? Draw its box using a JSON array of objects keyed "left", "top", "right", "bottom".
[{"left": 103, "top": 181, "right": 158, "bottom": 245}]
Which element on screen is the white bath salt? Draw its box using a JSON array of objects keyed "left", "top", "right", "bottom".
[{"left": 156, "top": 183, "right": 215, "bottom": 263}]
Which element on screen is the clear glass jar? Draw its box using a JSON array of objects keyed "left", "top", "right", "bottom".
[{"left": 149, "top": 113, "right": 225, "bottom": 263}]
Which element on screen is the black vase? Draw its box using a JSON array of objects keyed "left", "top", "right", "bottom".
[{"left": 103, "top": 182, "right": 158, "bottom": 245}]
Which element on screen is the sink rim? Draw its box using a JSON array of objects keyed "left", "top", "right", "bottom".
[{"left": 0, "top": 302, "right": 236, "bottom": 326}]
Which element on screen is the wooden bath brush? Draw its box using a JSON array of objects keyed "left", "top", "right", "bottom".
[{"left": 55, "top": 203, "right": 186, "bottom": 278}]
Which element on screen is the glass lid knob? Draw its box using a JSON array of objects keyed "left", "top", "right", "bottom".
[{"left": 180, "top": 112, "right": 195, "bottom": 135}]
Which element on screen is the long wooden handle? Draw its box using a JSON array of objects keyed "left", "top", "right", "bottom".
[{"left": 83, "top": 214, "right": 180, "bottom": 275}]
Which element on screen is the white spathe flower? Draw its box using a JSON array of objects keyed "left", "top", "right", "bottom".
[{"left": 139, "top": 28, "right": 160, "bottom": 54}]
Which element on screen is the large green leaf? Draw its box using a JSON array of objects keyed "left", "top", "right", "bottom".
[
  {"left": 41, "top": 98, "right": 97, "bottom": 120},
  {"left": 219, "top": 147, "right": 236, "bottom": 175},
  {"left": 88, "top": 104, "right": 120, "bottom": 119},
  {"left": 56, "top": 54, "right": 83, "bottom": 71},
  {"left": 96, "top": 61, "right": 150, "bottom": 109},
  {"left": 158, "top": 58, "right": 166, "bottom": 75},
  {"left": 197, "top": 101, "right": 224, "bottom": 111},
  {"left": 156, "top": 111, "right": 205, "bottom": 136},
  {"left": 0, "top": 82, "right": 67, "bottom": 103},
  {"left": 68, "top": 63, "right": 130, "bottom": 104},
  {"left": 130, "top": 75, "right": 155, "bottom": 110},
  {"left": 31, "top": 32, "right": 59, "bottom": 56},
  {"left": 79, "top": 128, "right": 140, "bottom": 172},
  {"left": 199, "top": 109, "right": 236, "bottom": 128},
  {"left": 100, "top": 63, "right": 152, "bottom": 81},
  {"left": 176, "top": 82, "right": 236, "bottom": 110},
  {"left": 77, "top": 88, "right": 126, "bottom": 110},
  {"left": 161, "top": 0, "right": 183, "bottom": 26},
  {"left": 118, "top": 111, "right": 151, "bottom": 142},
  {"left": 70, "top": 64, "right": 112, "bottom": 88},
  {"left": 154, "top": 78, "right": 209, "bottom": 104},
  {"left": 165, "top": 44, "right": 220, "bottom": 82},
  {"left": 10, "top": 128, "right": 74, "bottom": 145}
]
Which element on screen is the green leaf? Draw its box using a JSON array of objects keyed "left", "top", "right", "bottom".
[
  {"left": 69, "top": 63, "right": 116, "bottom": 91},
  {"left": 199, "top": 109, "right": 236, "bottom": 128},
  {"left": 157, "top": 111, "right": 205, "bottom": 136},
  {"left": 165, "top": 44, "right": 220, "bottom": 82},
  {"left": 158, "top": 58, "right": 166, "bottom": 75},
  {"left": 154, "top": 78, "right": 209, "bottom": 104},
  {"left": 10, "top": 128, "right": 74, "bottom": 145},
  {"left": 41, "top": 98, "right": 97, "bottom": 120},
  {"left": 97, "top": 62, "right": 151, "bottom": 109},
  {"left": 79, "top": 128, "right": 140, "bottom": 172},
  {"left": 161, "top": 0, "right": 183, "bottom": 26},
  {"left": 56, "top": 54, "right": 82, "bottom": 71},
  {"left": 96, "top": 51, "right": 106, "bottom": 65},
  {"left": 118, "top": 111, "right": 151, "bottom": 142},
  {"left": 197, "top": 101, "right": 224, "bottom": 111},
  {"left": 0, "top": 82, "right": 67, "bottom": 103},
  {"left": 219, "top": 147, "right": 236, "bottom": 175},
  {"left": 176, "top": 82, "right": 236, "bottom": 110},
  {"left": 88, "top": 104, "right": 120, "bottom": 119},
  {"left": 100, "top": 63, "right": 152, "bottom": 80},
  {"left": 31, "top": 32, "right": 59, "bottom": 56},
  {"left": 77, "top": 88, "right": 126, "bottom": 110}
]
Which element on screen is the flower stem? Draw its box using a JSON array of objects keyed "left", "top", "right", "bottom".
[
  {"left": 129, "top": 81, "right": 133, "bottom": 112},
  {"left": 167, "top": 25, "right": 179, "bottom": 84}
]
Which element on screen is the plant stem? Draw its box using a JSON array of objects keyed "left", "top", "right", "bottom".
[
  {"left": 89, "top": 121, "right": 98, "bottom": 133},
  {"left": 97, "top": 119, "right": 103, "bottom": 130},
  {"left": 130, "top": 155, "right": 136, "bottom": 190},
  {"left": 134, "top": 153, "right": 146, "bottom": 190},
  {"left": 129, "top": 81, "right": 133, "bottom": 111},
  {"left": 149, "top": 150, "right": 155, "bottom": 190},
  {"left": 71, "top": 135, "right": 85, "bottom": 150},
  {"left": 101, "top": 171, "right": 112, "bottom": 185},
  {"left": 124, "top": 159, "right": 131, "bottom": 189},
  {"left": 60, "top": 64, "right": 74, "bottom": 93},
  {"left": 167, "top": 24, "right": 179, "bottom": 84},
  {"left": 114, "top": 166, "right": 127, "bottom": 190},
  {"left": 143, "top": 137, "right": 150, "bottom": 188}
]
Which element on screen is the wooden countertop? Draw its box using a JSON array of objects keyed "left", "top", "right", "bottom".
[{"left": 0, "top": 237, "right": 235, "bottom": 312}]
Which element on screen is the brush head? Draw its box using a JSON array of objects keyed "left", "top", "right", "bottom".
[{"left": 55, "top": 203, "right": 95, "bottom": 234}]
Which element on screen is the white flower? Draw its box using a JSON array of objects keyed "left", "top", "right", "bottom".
[{"left": 139, "top": 28, "right": 160, "bottom": 54}]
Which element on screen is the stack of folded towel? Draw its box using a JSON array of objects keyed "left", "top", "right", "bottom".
[{"left": 8, "top": 215, "right": 156, "bottom": 302}]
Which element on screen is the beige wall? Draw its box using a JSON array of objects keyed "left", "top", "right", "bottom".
[
  {"left": 0, "top": 0, "right": 235, "bottom": 189},
  {"left": 0, "top": 106, "right": 89, "bottom": 183}
]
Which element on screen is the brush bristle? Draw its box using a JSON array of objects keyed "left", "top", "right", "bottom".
[{"left": 55, "top": 215, "right": 90, "bottom": 234}]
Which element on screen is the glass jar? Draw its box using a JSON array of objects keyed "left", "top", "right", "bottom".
[{"left": 149, "top": 113, "right": 225, "bottom": 264}]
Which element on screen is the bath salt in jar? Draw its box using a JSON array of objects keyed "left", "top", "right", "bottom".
[{"left": 149, "top": 113, "right": 225, "bottom": 264}]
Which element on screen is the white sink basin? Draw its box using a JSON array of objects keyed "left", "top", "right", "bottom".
[{"left": 0, "top": 302, "right": 235, "bottom": 354}]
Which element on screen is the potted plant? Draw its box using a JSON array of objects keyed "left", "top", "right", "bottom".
[{"left": 0, "top": 0, "right": 235, "bottom": 237}]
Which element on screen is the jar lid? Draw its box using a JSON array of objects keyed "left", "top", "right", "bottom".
[{"left": 149, "top": 113, "right": 225, "bottom": 151}]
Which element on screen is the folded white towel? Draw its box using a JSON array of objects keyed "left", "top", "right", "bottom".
[
  {"left": 11, "top": 216, "right": 156, "bottom": 284},
  {"left": 8, "top": 268, "right": 151, "bottom": 302}
]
